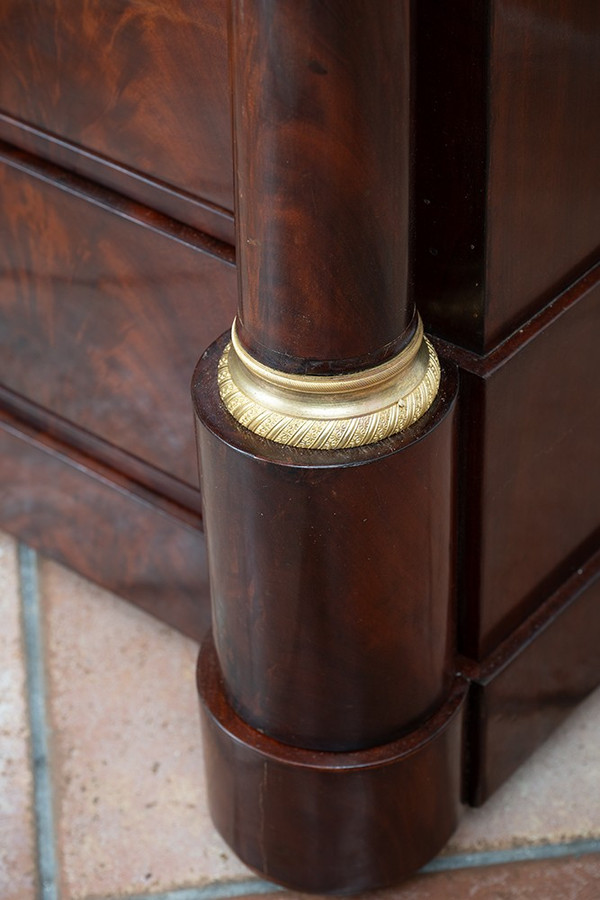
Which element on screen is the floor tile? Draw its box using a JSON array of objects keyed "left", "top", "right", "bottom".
[
  {"left": 39, "top": 548, "right": 600, "bottom": 900},
  {"left": 447, "top": 684, "right": 600, "bottom": 853},
  {"left": 0, "top": 534, "right": 37, "bottom": 900},
  {"left": 259, "top": 852, "right": 600, "bottom": 900},
  {"left": 41, "top": 558, "right": 251, "bottom": 900}
]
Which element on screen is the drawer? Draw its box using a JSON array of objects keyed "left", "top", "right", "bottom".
[
  {"left": 456, "top": 267, "right": 600, "bottom": 658},
  {"left": 0, "top": 408, "right": 211, "bottom": 639},
  {"left": 0, "top": 0, "right": 234, "bottom": 226},
  {"left": 0, "top": 151, "right": 237, "bottom": 488}
]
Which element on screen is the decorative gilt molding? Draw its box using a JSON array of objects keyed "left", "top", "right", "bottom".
[{"left": 218, "top": 317, "right": 441, "bottom": 450}]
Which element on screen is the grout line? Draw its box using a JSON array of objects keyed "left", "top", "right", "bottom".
[
  {"left": 103, "top": 879, "right": 280, "bottom": 900},
  {"left": 19, "top": 543, "right": 60, "bottom": 900},
  {"left": 100, "top": 838, "right": 600, "bottom": 900},
  {"left": 14, "top": 541, "right": 598, "bottom": 900},
  {"left": 422, "top": 836, "right": 600, "bottom": 873}
]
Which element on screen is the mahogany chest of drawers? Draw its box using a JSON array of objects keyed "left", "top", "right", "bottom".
[{"left": 1, "top": 1, "right": 599, "bottom": 891}]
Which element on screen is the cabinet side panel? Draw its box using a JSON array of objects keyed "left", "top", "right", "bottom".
[
  {"left": 485, "top": 0, "right": 600, "bottom": 347},
  {"left": 416, "top": 0, "right": 600, "bottom": 352},
  {"left": 414, "top": 0, "right": 488, "bottom": 351}
]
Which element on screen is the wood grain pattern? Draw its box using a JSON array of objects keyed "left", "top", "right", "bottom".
[
  {"left": 0, "top": 408, "right": 210, "bottom": 640},
  {"left": 0, "top": 383, "right": 202, "bottom": 513},
  {"left": 191, "top": 6, "right": 465, "bottom": 887},
  {"left": 0, "top": 5, "right": 598, "bottom": 889},
  {"left": 199, "top": 634, "right": 467, "bottom": 894},
  {"left": 195, "top": 335, "right": 458, "bottom": 751},
  {"left": 232, "top": 0, "right": 415, "bottom": 373},
  {"left": 0, "top": 0, "right": 233, "bottom": 215},
  {"left": 0, "top": 112, "right": 235, "bottom": 244},
  {"left": 0, "top": 151, "right": 236, "bottom": 489},
  {"left": 415, "top": 0, "right": 600, "bottom": 352}
]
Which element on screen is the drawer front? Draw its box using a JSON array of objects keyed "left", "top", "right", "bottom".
[
  {"left": 0, "top": 410, "right": 211, "bottom": 640},
  {"left": 459, "top": 271, "right": 600, "bottom": 658},
  {"left": 0, "top": 0, "right": 233, "bottom": 215},
  {"left": 0, "top": 155, "right": 236, "bottom": 488},
  {"left": 469, "top": 553, "right": 600, "bottom": 802}
]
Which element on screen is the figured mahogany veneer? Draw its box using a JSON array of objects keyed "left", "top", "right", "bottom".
[
  {"left": 0, "top": 0, "right": 233, "bottom": 220},
  {"left": 0, "top": 112, "right": 235, "bottom": 244},
  {"left": 0, "top": 145, "right": 236, "bottom": 492},
  {"left": 199, "top": 636, "right": 467, "bottom": 895},
  {"left": 0, "top": 408, "right": 210, "bottom": 639},
  {"left": 232, "top": 0, "right": 414, "bottom": 373},
  {"left": 0, "top": 0, "right": 599, "bottom": 893},
  {"left": 191, "top": 3, "right": 471, "bottom": 891},
  {"left": 195, "top": 336, "right": 458, "bottom": 752}
]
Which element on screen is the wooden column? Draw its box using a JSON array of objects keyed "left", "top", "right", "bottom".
[
  {"left": 192, "top": 1, "right": 465, "bottom": 891},
  {"left": 232, "top": 0, "right": 415, "bottom": 374}
]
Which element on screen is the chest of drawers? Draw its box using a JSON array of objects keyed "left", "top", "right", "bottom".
[{"left": 1, "top": 0, "right": 599, "bottom": 891}]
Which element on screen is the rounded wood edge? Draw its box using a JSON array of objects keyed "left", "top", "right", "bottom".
[{"left": 197, "top": 635, "right": 467, "bottom": 895}]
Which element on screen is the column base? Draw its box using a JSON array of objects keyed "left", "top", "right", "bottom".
[{"left": 198, "top": 636, "right": 467, "bottom": 895}]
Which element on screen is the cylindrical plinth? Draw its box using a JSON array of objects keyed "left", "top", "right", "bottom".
[
  {"left": 198, "top": 636, "right": 467, "bottom": 895},
  {"left": 194, "top": 335, "right": 457, "bottom": 752}
]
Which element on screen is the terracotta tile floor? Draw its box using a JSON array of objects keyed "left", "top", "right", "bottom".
[{"left": 2, "top": 530, "right": 600, "bottom": 900}]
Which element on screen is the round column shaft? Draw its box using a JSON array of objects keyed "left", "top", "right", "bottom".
[{"left": 232, "top": 0, "right": 415, "bottom": 374}]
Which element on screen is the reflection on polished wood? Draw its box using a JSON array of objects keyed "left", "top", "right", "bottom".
[
  {"left": 193, "top": 0, "right": 462, "bottom": 891},
  {"left": 0, "top": 0, "right": 597, "bottom": 893},
  {"left": 217, "top": 318, "right": 440, "bottom": 449}
]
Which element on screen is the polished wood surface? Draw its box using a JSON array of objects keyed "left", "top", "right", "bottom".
[
  {"left": 195, "top": 336, "right": 458, "bottom": 752},
  {"left": 415, "top": 0, "right": 600, "bottom": 352},
  {"left": 199, "top": 635, "right": 466, "bottom": 894},
  {"left": 444, "top": 266, "right": 600, "bottom": 658},
  {"left": 414, "top": 0, "right": 488, "bottom": 350},
  {"left": 0, "top": 112, "right": 235, "bottom": 243},
  {"left": 0, "top": 0, "right": 233, "bottom": 219},
  {"left": 464, "top": 549, "right": 600, "bottom": 804},
  {"left": 0, "top": 148, "right": 236, "bottom": 490},
  {"left": 232, "top": 0, "right": 415, "bottom": 373},
  {"left": 0, "top": 0, "right": 598, "bottom": 890},
  {"left": 0, "top": 382, "right": 202, "bottom": 513},
  {"left": 485, "top": 0, "right": 600, "bottom": 346},
  {"left": 0, "top": 408, "right": 210, "bottom": 639},
  {"left": 192, "top": 2, "right": 464, "bottom": 890}
]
